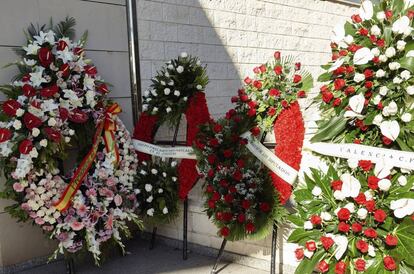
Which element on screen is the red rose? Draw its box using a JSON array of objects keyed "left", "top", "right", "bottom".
[
  {"left": 351, "top": 14, "right": 362, "bottom": 23},
  {"left": 368, "top": 176, "right": 379, "bottom": 190},
  {"left": 320, "top": 236, "right": 334, "bottom": 250},
  {"left": 355, "top": 259, "right": 366, "bottom": 272},
  {"left": 233, "top": 170, "right": 243, "bottom": 181},
  {"left": 364, "top": 228, "right": 377, "bottom": 238},
  {"left": 244, "top": 77, "right": 252, "bottom": 85},
  {"left": 320, "top": 85, "right": 329, "bottom": 93},
  {"left": 56, "top": 40, "right": 68, "bottom": 51},
  {"left": 339, "top": 50, "right": 348, "bottom": 57},
  {"left": 295, "top": 248, "right": 304, "bottom": 260},
  {"left": 220, "top": 227, "right": 230, "bottom": 237},
  {"left": 354, "top": 193, "right": 366, "bottom": 205},
  {"left": 332, "top": 98, "right": 342, "bottom": 107},
  {"left": 23, "top": 112, "right": 42, "bottom": 130},
  {"left": 334, "top": 79, "right": 346, "bottom": 90},
  {"left": 215, "top": 212, "right": 224, "bottom": 221},
  {"left": 335, "top": 261, "right": 347, "bottom": 274},
  {"left": 59, "top": 107, "right": 69, "bottom": 122},
  {"left": 385, "top": 10, "right": 393, "bottom": 20},
  {"left": 2, "top": 99, "right": 21, "bottom": 117},
  {"left": 365, "top": 81, "right": 373, "bottom": 89},
  {"left": 253, "top": 67, "right": 260, "bottom": 74},
  {"left": 40, "top": 85, "right": 59, "bottom": 98},
  {"left": 250, "top": 126, "right": 260, "bottom": 136},
  {"left": 253, "top": 80, "right": 262, "bottom": 89},
  {"left": 207, "top": 154, "right": 217, "bottom": 164},
  {"left": 19, "top": 139, "right": 33, "bottom": 154},
  {"left": 22, "top": 84, "right": 36, "bottom": 97},
  {"left": 237, "top": 213, "right": 246, "bottom": 223},
  {"left": 322, "top": 91, "right": 334, "bottom": 103},
  {"left": 363, "top": 69, "right": 374, "bottom": 79},
  {"left": 84, "top": 65, "right": 97, "bottom": 75},
  {"left": 385, "top": 234, "right": 398, "bottom": 246},
  {"left": 269, "top": 88, "right": 281, "bottom": 97},
  {"left": 345, "top": 86, "right": 355, "bottom": 96},
  {"left": 383, "top": 256, "right": 397, "bottom": 271},
  {"left": 222, "top": 212, "right": 232, "bottom": 222},
  {"left": 60, "top": 63, "right": 70, "bottom": 78},
  {"left": 310, "top": 215, "right": 322, "bottom": 226},
  {"left": 38, "top": 47, "right": 54, "bottom": 67},
  {"left": 338, "top": 222, "right": 350, "bottom": 233},
  {"left": 248, "top": 101, "right": 257, "bottom": 109},
  {"left": 356, "top": 239, "right": 368, "bottom": 253},
  {"left": 274, "top": 51, "right": 281, "bottom": 60},
  {"left": 352, "top": 223, "right": 363, "bottom": 233},
  {"left": 239, "top": 95, "right": 248, "bottom": 102},
  {"left": 376, "top": 39, "right": 385, "bottom": 47},
  {"left": 281, "top": 100, "right": 289, "bottom": 108},
  {"left": 211, "top": 192, "right": 220, "bottom": 201},
  {"left": 236, "top": 159, "right": 245, "bottom": 168},
  {"left": 358, "top": 160, "right": 372, "bottom": 171},
  {"left": 317, "top": 260, "right": 329, "bottom": 273},
  {"left": 293, "top": 74, "right": 302, "bottom": 83},
  {"left": 206, "top": 185, "right": 214, "bottom": 193},
  {"left": 365, "top": 200, "right": 376, "bottom": 212},
  {"left": 219, "top": 179, "right": 228, "bottom": 188},
  {"left": 209, "top": 138, "right": 219, "bottom": 147},
  {"left": 245, "top": 222, "right": 255, "bottom": 233},
  {"left": 305, "top": 241, "right": 316, "bottom": 251},
  {"left": 408, "top": 10, "right": 414, "bottom": 19},
  {"left": 337, "top": 208, "right": 351, "bottom": 221},
  {"left": 331, "top": 180, "right": 343, "bottom": 191},
  {"left": 0, "top": 128, "right": 12, "bottom": 143},
  {"left": 208, "top": 199, "right": 216, "bottom": 209},
  {"left": 207, "top": 169, "right": 215, "bottom": 178},
  {"left": 297, "top": 90, "right": 306, "bottom": 98},
  {"left": 223, "top": 149, "right": 233, "bottom": 158},
  {"left": 213, "top": 124, "right": 223, "bottom": 133},
  {"left": 69, "top": 109, "right": 89, "bottom": 123},
  {"left": 267, "top": 107, "right": 276, "bottom": 116},
  {"left": 295, "top": 62, "right": 301, "bottom": 71},
  {"left": 274, "top": 65, "right": 283, "bottom": 75},
  {"left": 44, "top": 127, "right": 62, "bottom": 143},
  {"left": 382, "top": 135, "right": 393, "bottom": 145},
  {"left": 359, "top": 28, "right": 369, "bottom": 36},
  {"left": 374, "top": 209, "right": 387, "bottom": 223},
  {"left": 241, "top": 200, "right": 250, "bottom": 209},
  {"left": 247, "top": 108, "right": 256, "bottom": 117},
  {"left": 259, "top": 64, "right": 266, "bottom": 73},
  {"left": 231, "top": 96, "right": 239, "bottom": 103},
  {"left": 259, "top": 202, "right": 270, "bottom": 212}
]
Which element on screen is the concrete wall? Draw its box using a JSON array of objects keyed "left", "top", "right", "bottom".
[{"left": 136, "top": 0, "right": 356, "bottom": 271}]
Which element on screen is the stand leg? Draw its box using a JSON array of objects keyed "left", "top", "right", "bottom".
[
  {"left": 65, "top": 257, "right": 75, "bottom": 274},
  {"left": 270, "top": 224, "right": 278, "bottom": 274},
  {"left": 183, "top": 198, "right": 188, "bottom": 260},
  {"left": 211, "top": 239, "right": 227, "bottom": 274},
  {"left": 149, "top": 226, "right": 157, "bottom": 250}
]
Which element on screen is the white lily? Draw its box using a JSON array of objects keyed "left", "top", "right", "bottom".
[
  {"left": 380, "top": 120, "right": 400, "bottom": 141},
  {"left": 353, "top": 47, "right": 374, "bottom": 65},
  {"left": 33, "top": 30, "right": 56, "bottom": 45},
  {"left": 359, "top": 0, "right": 374, "bottom": 21},
  {"left": 331, "top": 22, "right": 346, "bottom": 45},
  {"left": 405, "top": 0, "right": 414, "bottom": 9},
  {"left": 22, "top": 44, "right": 40, "bottom": 55},
  {"left": 339, "top": 173, "right": 361, "bottom": 198},
  {"left": 344, "top": 94, "right": 365, "bottom": 118},
  {"left": 390, "top": 199, "right": 414, "bottom": 218},
  {"left": 56, "top": 48, "right": 74, "bottom": 64},
  {"left": 29, "top": 68, "right": 47, "bottom": 87}
]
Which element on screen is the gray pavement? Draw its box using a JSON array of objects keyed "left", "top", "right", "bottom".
[{"left": 16, "top": 238, "right": 268, "bottom": 274}]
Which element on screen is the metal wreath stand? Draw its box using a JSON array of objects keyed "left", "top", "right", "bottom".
[{"left": 210, "top": 133, "right": 280, "bottom": 274}]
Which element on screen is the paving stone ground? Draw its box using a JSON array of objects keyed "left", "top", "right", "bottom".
[{"left": 16, "top": 238, "right": 268, "bottom": 274}]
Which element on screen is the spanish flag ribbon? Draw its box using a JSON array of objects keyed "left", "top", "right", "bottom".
[{"left": 54, "top": 104, "right": 122, "bottom": 212}]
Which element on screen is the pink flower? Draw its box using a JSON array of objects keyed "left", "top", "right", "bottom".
[
  {"left": 114, "top": 194, "right": 123, "bottom": 206},
  {"left": 70, "top": 221, "right": 85, "bottom": 231},
  {"left": 76, "top": 204, "right": 88, "bottom": 217},
  {"left": 35, "top": 218, "right": 45, "bottom": 225},
  {"left": 13, "top": 183, "right": 24, "bottom": 192},
  {"left": 105, "top": 214, "right": 114, "bottom": 230},
  {"left": 106, "top": 177, "right": 117, "bottom": 187}
]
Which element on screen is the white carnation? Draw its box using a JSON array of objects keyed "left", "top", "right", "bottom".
[
  {"left": 378, "top": 179, "right": 391, "bottom": 191},
  {"left": 401, "top": 70, "right": 412, "bottom": 80},
  {"left": 370, "top": 25, "right": 381, "bottom": 36},
  {"left": 13, "top": 120, "right": 22, "bottom": 130},
  {"left": 146, "top": 208, "right": 155, "bottom": 216},
  {"left": 145, "top": 184, "right": 153, "bottom": 192},
  {"left": 32, "top": 128, "right": 40, "bottom": 137},
  {"left": 162, "top": 207, "right": 169, "bottom": 214},
  {"left": 379, "top": 86, "right": 388, "bottom": 96},
  {"left": 398, "top": 176, "right": 408, "bottom": 186},
  {"left": 320, "top": 212, "right": 332, "bottom": 221},
  {"left": 40, "top": 139, "right": 48, "bottom": 147},
  {"left": 151, "top": 169, "right": 158, "bottom": 175},
  {"left": 174, "top": 90, "right": 181, "bottom": 96},
  {"left": 393, "top": 76, "right": 403, "bottom": 84},
  {"left": 376, "top": 11, "right": 386, "bottom": 21},
  {"left": 166, "top": 107, "right": 172, "bottom": 113},
  {"left": 164, "top": 88, "right": 171, "bottom": 95},
  {"left": 407, "top": 86, "right": 414, "bottom": 95},
  {"left": 379, "top": 55, "right": 388, "bottom": 62},
  {"left": 48, "top": 118, "right": 57, "bottom": 127},
  {"left": 180, "top": 52, "right": 188, "bottom": 58},
  {"left": 16, "top": 109, "right": 24, "bottom": 117},
  {"left": 357, "top": 208, "right": 368, "bottom": 219},
  {"left": 389, "top": 62, "right": 401, "bottom": 70},
  {"left": 397, "top": 40, "right": 407, "bottom": 51},
  {"left": 373, "top": 114, "right": 383, "bottom": 126},
  {"left": 401, "top": 113, "right": 412, "bottom": 122},
  {"left": 146, "top": 196, "right": 153, "bottom": 203},
  {"left": 385, "top": 47, "right": 396, "bottom": 58},
  {"left": 176, "top": 66, "right": 184, "bottom": 73},
  {"left": 353, "top": 73, "right": 365, "bottom": 83},
  {"left": 376, "top": 69, "right": 386, "bottom": 78}
]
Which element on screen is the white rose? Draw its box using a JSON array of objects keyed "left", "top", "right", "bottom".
[
  {"left": 196, "top": 84, "right": 203, "bottom": 90},
  {"left": 407, "top": 86, "right": 414, "bottom": 95},
  {"left": 180, "top": 52, "right": 188, "bottom": 58},
  {"left": 166, "top": 107, "right": 172, "bottom": 113},
  {"left": 183, "top": 97, "right": 188, "bottom": 101},
  {"left": 397, "top": 40, "right": 407, "bottom": 51},
  {"left": 321, "top": 212, "right": 332, "bottom": 221},
  {"left": 142, "top": 104, "right": 148, "bottom": 112},
  {"left": 398, "top": 176, "right": 408, "bottom": 186},
  {"left": 364, "top": 190, "right": 374, "bottom": 201},
  {"left": 378, "top": 179, "right": 391, "bottom": 191},
  {"left": 68, "top": 129, "right": 75, "bottom": 136},
  {"left": 164, "top": 88, "right": 171, "bottom": 95},
  {"left": 376, "top": 69, "right": 386, "bottom": 78},
  {"left": 393, "top": 77, "right": 403, "bottom": 84},
  {"left": 29, "top": 148, "right": 38, "bottom": 158},
  {"left": 146, "top": 195, "right": 154, "bottom": 203},
  {"left": 176, "top": 66, "right": 184, "bottom": 73},
  {"left": 372, "top": 95, "right": 382, "bottom": 105},
  {"left": 334, "top": 190, "right": 346, "bottom": 201},
  {"left": 401, "top": 70, "right": 412, "bottom": 80},
  {"left": 344, "top": 35, "right": 354, "bottom": 44},
  {"left": 370, "top": 25, "right": 381, "bottom": 36},
  {"left": 385, "top": 47, "right": 396, "bottom": 58},
  {"left": 379, "top": 86, "right": 388, "bottom": 96},
  {"left": 373, "top": 114, "right": 383, "bottom": 126},
  {"left": 344, "top": 203, "right": 355, "bottom": 213},
  {"left": 16, "top": 109, "right": 24, "bottom": 117},
  {"left": 145, "top": 184, "right": 153, "bottom": 192},
  {"left": 304, "top": 221, "right": 313, "bottom": 230},
  {"left": 160, "top": 81, "right": 166, "bottom": 86},
  {"left": 168, "top": 80, "right": 174, "bottom": 86},
  {"left": 174, "top": 90, "right": 181, "bottom": 96},
  {"left": 65, "top": 137, "right": 70, "bottom": 143},
  {"left": 311, "top": 186, "right": 322, "bottom": 196},
  {"left": 167, "top": 64, "right": 174, "bottom": 70},
  {"left": 402, "top": 113, "right": 412, "bottom": 122},
  {"left": 386, "top": 101, "right": 398, "bottom": 116},
  {"left": 146, "top": 208, "right": 154, "bottom": 216},
  {"left": 162, "top": 207, "right": 169, "bottom": 214},
  {"left": 371, "top": 47, "right": 380, "bottom": 57},
  {"left": 379, "top": 55, "right": 388, "bottom": 62},
  {"left": 40, "top": 139, "right": 48, "bottom": 147},
  {"left": 153, "top": 107, "right": 158, "bottom": 113},
  {"left": 48, "top": 118, "right": 56, "bottom": 127},
  {"left": 376, "top": 11, "right": 386, "bottom": 21},
  {"left": 357, "top": 208, "right": 368, "bottom": 219},
  {"left": 13, "top": 120, "right": 22, "bottom": 130},
  {"left": 151, "top": 169, "right": 158, "bottom": 175},
  {"left": 32, "top": 128, "right": 40, "bottom": 137},
  {"left": 348, "top": 158, "right": 359, "bottom": 169},
  {"left": 158, "top": 188, "right": 164, "bottom": 193},
  {"left": 353, "top": 73, "right": 365, "bottom": 83}
]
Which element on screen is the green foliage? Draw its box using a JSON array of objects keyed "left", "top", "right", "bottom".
[{"left": 53, "top": 16, "right": 77, "bottom": 40}]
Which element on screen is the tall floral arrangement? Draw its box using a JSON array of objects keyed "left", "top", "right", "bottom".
[
  {"left": 289, "top": 1, "right": 414, "bottom": 273},
  {"left": 0, "top": 18, "right": 141, "bottom": 263}
]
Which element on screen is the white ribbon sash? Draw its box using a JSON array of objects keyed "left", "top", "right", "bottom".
[
  {"left": 133, "top": 139, "right": 196, "bottom": 159},
  {"left": 241, "top": 132, "right": 298, "bottom": 185},
  {"left": 306, "top": 142, "right": 414, "bottom": 170}
]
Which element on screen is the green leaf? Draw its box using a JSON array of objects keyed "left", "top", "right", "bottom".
[
  {"left": 344, "top": 21, "right": 356, "bottom": 36},
  {"left": 287, "top": 214, "right": 304, "bottom": 227},
  {"left": 294, "top": 249, "right": 324, "bottom": 274},
  {"left": 391, "top": 218, "right": 414, "bottom": 266},
  {"left": 383, "top": 27, "right": 392, "bottom": 46},
  {"left": 311, "top": 114, "right": 347, "bottom": 142},
  {"left": 317, "top": 72, "right": 332, "bottom": 82},
  {"left": 399, "top": 57, "right": 414, "bottom": 73},
  {"left": 287, "top": 228, "right": 322, "bottom": 244}
]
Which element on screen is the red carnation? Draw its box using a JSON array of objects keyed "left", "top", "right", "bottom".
[
  {"left": 335, "top": 261, "right": 347, "bottom": 274},
  {"left": 250, "top": 126, "right": 260, "bottom": 136},
  {"left": 207, "top": 169, "right": 215, "bottom": 178},
  {"left": 247, "top": 108, "right": 256, "bottom": 117},
  {"left": 207, "top": 154, "right": 217, "bottom": 164},
  {"left": 364, "top": 228, "right": 377, "bottom": 239},
  {"left": 19, "top": 139, "right": 33, "bottom": 154},
  {"left": 365, "top": 200, "right": 376, "bottom": 212},
  {"left": 23, "top": 112, "right": 42, "bottom": 130},
  {"left": 305, "top": 241, "right": 316, "bottom": 251},
  {"left": 274, "top": 51, "right": 281, "bottom": 60},
  {"left": 356, "top": 239, "right": 368, "bottom": 253},
  {"left": 354, "top": 193, "right": 366, "bottom": 205},
  {"left": 383, "top": 256, "right": 397, "bottom": 271},
  {"left": 367, "top": 176, "right": 379, "bottom": 190},
  {"left": 269, "top": 88, "right": 281, "bottom": 97},
  {"left": 310, "top": 215, "right": 322, "bottom": 226},
  {"left": 334, "top": 78, "right": 346, "bottom": 90},
  {"left": 44, "top": 127, "right": 62, "bottom": 143},
  {"left": 385, "top": 10, "right": 393, "bottom": 20},
  {"left": 259, "top": 202, "right": 270, "bottom": 212},
  {"left": 2, "top": 99, "right": 21, "bottom": 117},
  {"left": 331, "top": 180, "right": 342, "bottom": 191},
  {"left": 233, "top": 170, "right": 243, "bottom": 181},
  {"left": 84, "top": 65, "right": 97, "bottom": 75},
  {"left": 317, "top": 260, "right": 329, "bottom": 273},
  {"left": 222, "top": 212, "right": 232, "bottom": 222},
  {"left": 38, "top": 47, "right": 54, "bottom": 67},
  {"left": 60, "top": 63, "right": 70, "bottom": 78},
  {"left": 253, "top": 80, "right": 262, "bottom": 89},
  {"left": 237, "top": 213, "right": 246, "bottom": 223},
  {"left": 209, "top": 138, "right": 219, "bottom": 147},
  {"left": 294, "top": 248, "right": 304, "bottom": 260},
  {"left": 206, "top": 185, "right": 214, "bottom": 193},
  {"left": 352, "top": 223, "right": 363, "bottom": 233},
  {"left": 293, "top": 74, "right": 302, "bottom": 83},
  {"left": 333, "top": 98, "right": 342, "bottom": 107},
  {"left": 267, "top": 107, "right": 276, "bottom": 116},
  {"left": 56, "top": 40, "right": 68, "bottom": 51},
  {"left": 231, "top": 96, "right": 239, "bottom": 103},
  {"left": 355, "top": 259, "right": 366, "bottom": 272},
  {"left": 22, "top": 84, "right": 36, "bottom": 97},
  {"left": 244, "top": 77, "right": 252, "bottom": 85},
  {"left": 374, "top": 209, "right": 387, "bottom": 223},
  {"left": 223, "top": 149, "right": 233, "bottom": 158},
  {"left": 0, "top": 128, "right": 12, "bottom": 143},
  {"left": 236, "top": 159, "right": 245, "bottom": 168},
  {"left": 240, "top": 94, "right": 249, "bottom": 102},
  {"left": 297, "top": 90, "right": 306, "bottom": 98},
  {"left": 220, "top": 227, "right": 230, "bottom": 237},
  {"left": 211, "top": 192, "right": 220, "bottom": 201},
  {"left": 322, "top": 91, "right": 334, "bottom": 103},
  {"left": 213, "top": 124, "right": 223, "bottom": 133},
  {"left": 358, "top": 160, "right": 372, "bottom": 171},
  {"left": 248, "top": 101, "right": 257, "bottom": 109},
  {"left": 337, "top": 208, "right": 351, "bottom": 221},
  {"left": 320, "top": 236, "right": 334, "bottom": 250},
  {"left": 40, "top": 84, "right": 59, "bottom": 97},
  {"left": 274, "top": 65, "right": 283, "bottom": 75},
  {"left": 241, "top": 200, "right": 250, "bottom": 209},
  {"left": 351, "top": 14, "right": 362, "bottom": 23},
  {"left": 385, "top": 234, "right": 398, "bottom": 246},
  {"left": 245, "top": 222, "right": 255, "bottom": 233},
  {"left": 219, "top": 179, "right": 228, "bottom": 188},
  {"left": 338, "top": 222, "right": 350, "bottom": 233},
  {"left": 69, "top": 109, "right": 89, "bottom": 123},
  {"left": 345, "top": 86, "right": 355, "bottom": 95}
]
